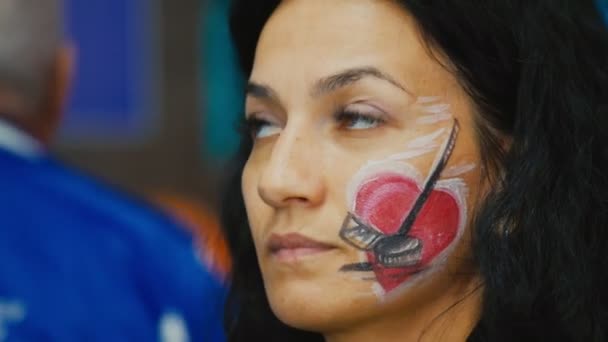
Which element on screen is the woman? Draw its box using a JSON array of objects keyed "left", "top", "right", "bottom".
[{"left": 221, "top": 0, "right": 608, "bottom": 341}]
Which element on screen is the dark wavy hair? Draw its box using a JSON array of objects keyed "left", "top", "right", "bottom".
[{"left": 221, "top": 1, "right": 608, "bottom": 341}]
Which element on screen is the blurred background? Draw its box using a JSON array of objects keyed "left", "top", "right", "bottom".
[
  {"left": 57, "top": 0, "right": 240, "bottom": 203},
  {"left": 53, "top": 0, "right": 241, "bottom": 272}
]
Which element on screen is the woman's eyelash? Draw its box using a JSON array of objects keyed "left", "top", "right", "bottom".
[
  {"left": 334, "top": 109, "right": 386, "bottom": 128},
  {"left": 244, "top": 116, "right": 270, "bottom": 137}
]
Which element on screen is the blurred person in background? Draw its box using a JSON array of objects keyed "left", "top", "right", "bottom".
[{"left": 0, "top": 0, "right": 226, "bottom": 341}]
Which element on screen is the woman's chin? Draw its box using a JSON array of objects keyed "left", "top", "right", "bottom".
[{"left": 264, "top": 277, "right": 380, "bottom": 332}]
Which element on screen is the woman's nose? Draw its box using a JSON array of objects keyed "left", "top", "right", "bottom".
[{"left": 257, "top": 124, "right": 326, "bottom": 209}]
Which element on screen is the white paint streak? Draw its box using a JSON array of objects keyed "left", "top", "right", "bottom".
[
  {"left": 358, "top": 251, "right": 368, "bottom": 263},
  {"left": 416, "top": 112, "right": 452, "bottom": 125},
  {"left": 385, "top": 147, "right": 436, "bottom": 162},
  {"left": 415, "top": 97, "right": 452, "bottom": 125},
  {"left": 416, "top": 96, "right": 441, "bottom": 104},
  {"left": 422, "top": 103, "right": 451, "bottom": 114},
  {"left": 406, "top": 128, "right": 446, "bottom": 149},
  {"left": 372, "top": 283, "right": 386, "bottom": 300},
  {"left": 444, "top": 163, "right": 477, "bottom": 177},
  {"left": 350, "top": 290, "right": 380, "bottom": 301}
]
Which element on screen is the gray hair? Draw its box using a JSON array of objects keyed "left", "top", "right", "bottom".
[{"left": 0, "top": 0, "right": 63, "bottom": 106}]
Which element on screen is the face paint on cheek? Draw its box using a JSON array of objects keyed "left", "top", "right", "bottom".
[
  {"left": 339, "top": 119, "right": 470, "bottom": 294},
  {"left": 416, "top": 97, "right": 455, "bottom": 125}
]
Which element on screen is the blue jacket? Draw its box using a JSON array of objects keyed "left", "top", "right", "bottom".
[{"left": 0, "top": 144, "right": 226, "bottom": 341}]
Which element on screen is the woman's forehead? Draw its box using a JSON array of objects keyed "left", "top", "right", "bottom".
[
  {"left": 250, "top": 0, "right": 453, "bottom": 98},
  {"left": 254, "top": 1, "right": 417, "bottom": 69}
]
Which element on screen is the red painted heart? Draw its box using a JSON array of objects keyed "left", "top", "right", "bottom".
[{"left": 354, "top": 173, "right": 461, "bottom": 292}]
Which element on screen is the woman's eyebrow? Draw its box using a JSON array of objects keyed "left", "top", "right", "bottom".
[
  {"left": 246, "top": 82, "right": 281, "bottom": 102},
  {"left": 245, "top": 66, "right": 411, "bottom": 104},
  {"left": 312, "top": 66, "right": 412, "bottom": 97}
]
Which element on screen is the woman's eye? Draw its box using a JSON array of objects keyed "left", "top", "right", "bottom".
[
  {"left": 335, "top": 110, "right": 385, "bottom": 130},
  {"left": 246, "top": 116, "right": 282, "bottom": 139}
]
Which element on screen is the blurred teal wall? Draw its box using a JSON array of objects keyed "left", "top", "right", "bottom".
[{"left": 200, "top": 0, "right": 244, "bottom": 162}]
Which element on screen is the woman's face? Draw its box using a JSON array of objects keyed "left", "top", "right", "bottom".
[{"left": 242, "top": 0, "right": 484, "bottom": 334}]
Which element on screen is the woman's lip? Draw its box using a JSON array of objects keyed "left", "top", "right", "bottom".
[
  {"left": 267, "top": 233, "right": 336, "bottom": 258},
  {"left": 272, "top": 247, "right": 335, "bottom": 263}
]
